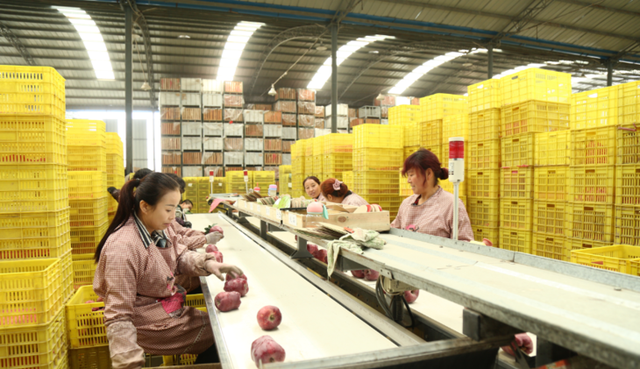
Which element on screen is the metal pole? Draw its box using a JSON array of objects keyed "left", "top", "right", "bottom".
[
  {"left": 331, "top": 24, "right": 338, "bottom": 133},
  {"left": 607, "top": 59, "right": 613, "bottom": 86},
  {"left": 487, "top": 45, "right": 493, "bottom": 80},
  {"left": 452, "top": 183, "right": 459, "bottom": 241},
  {"left": 125, "top": 6, "right": 133, "bottom": 174}
]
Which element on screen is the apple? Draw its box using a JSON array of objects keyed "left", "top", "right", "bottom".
[
  {"left": 212, "top": 251, "right": 223, "bottom": 263},
  {"left": 404, "top": 289, "right": 419, "bottom": 304},
  {"left": 226, "top": 273, "right": 247, "bottom": 282},
  {"left": 214, "top": 291, "right": 241, "bottom": 312},
  {"left": 85, "top": 300, "right": 95, "bottom": 304},
  {"left": 205, "top": 244, "right": 219, "bottom": 253},
  {"left": 351, "top": 270, "right": 365, "bottom": 278},
  {"left": 363, "top": 269, "right": 379, "bottom": 281},
  {"left": 251, "top": 336, "right": 285, "bottom": 367},
  {"left": 313, "top": 249, "right": 328, "bottom": 263},
  {"left": 257, "top": 306, "right": 282, "bottom": 330},
  {"left": 224, "top": 278, "right": 249, "bottom": 297},
  {"left": 306, "top": 243, "right": 318, "bottom": 255}
]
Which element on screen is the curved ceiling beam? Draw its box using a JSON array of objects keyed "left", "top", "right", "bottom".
[
  {"left": 249, "top": 24, "right": 327, "bottom": 95},
  {"left": 0, "top": 21, "right": 36, "bottom": 65}
]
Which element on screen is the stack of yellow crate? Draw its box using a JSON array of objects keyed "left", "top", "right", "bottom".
[
  {"left": 441, "top": 113, "right": 469, "bottom": 206},
  {"left": 615, "top": 81, "right": 640, "bottom": 248},
  {"left": 67, "top": 119, "right": 108, "bottom": 291},
  {"left": 532, "top": 130, "right": 570, "bottom": 260},
  {"left": 418, "top": 93, "right": 467, "bottom": 158},
  {"left": 226, "top": 171, "right": 253, "bottom": 194},
  {"left": 499, "top": 69, "right": 572, "bottom": 254},
  {"left": 291, "top": 140, "right": 307, "bottom": 198},
  {"left": 304, "top": 138, "right": 315, "bottom": 180},
  {"left": 183, "top": 176, "right": 199, "bottom": 210},
  {"left": 253, "top": 171, "right": 276, "bottom": 196},
  {"left": 196, "top": 176, "right": 226, "bottom": 212},
  {"left": 105, "top": 132, "right": 124, "bottom": 224},
  {"left": 389, "top": 105, "right": 420, "bottom": 197},
  {"left": 467, "top": 79, "right": 502, "bottom": 246},
  {"left": 567, "top": 86, "right": 618, "bottom": 254},
  {"left": 353, "top": 124, "right": 404, "bottom": 219},
  {"left": 323, "top": 133, "right": 354, "bottom": 182},
  {"left": 312, "top": 135, "right": 325, "bottom": 178},
  {"left": 0, "top": 65, "right": 70, "bottom": 369},
  {"left": 279, "top": 164, "right": 292, "bottom": 196}
]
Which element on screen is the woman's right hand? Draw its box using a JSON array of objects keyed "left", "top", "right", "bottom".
[
  {"left": 205, "top": 231, "right": 224, "bottom": 244},
  {"left": 204, "top": 260, "right": 243, "bottom": 281}
]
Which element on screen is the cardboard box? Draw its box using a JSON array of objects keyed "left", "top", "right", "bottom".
[{"left": 282, "top": 210, "right": 390, "bottom": 231}]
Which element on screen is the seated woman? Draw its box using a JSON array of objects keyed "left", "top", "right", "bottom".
[
  {"left": 303, "top": 176, "right": 326, "bottom": 201},
  {"left": 391, "top": 148, "right": 473, "bottom": 241},
  {"left": 320, "top": 178, "right": 368, "bottom": 207}
]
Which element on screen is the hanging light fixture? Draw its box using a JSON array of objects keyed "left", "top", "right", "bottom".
[
  {"left": 141, "top": 81, "right": 151, "bottom": 91},
  {"left": 376, "top": 93, "right": 385, "bottom": 101},
  {"left": 268, "top": 84, "right": 277, "bottom": 96},
  {"left": 316, "top": 40, "right": 327, "bottom": 51}
]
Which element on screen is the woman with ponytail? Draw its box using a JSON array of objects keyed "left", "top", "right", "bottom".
[
  {"left": 320, "top": 178, "right": 368, "bottom": 206},
  {"left": 391, "top": 148, "right": 473, "bottom": 241},
  {"left": 93, "top": 172, "right": 243, "bottom": 368}
]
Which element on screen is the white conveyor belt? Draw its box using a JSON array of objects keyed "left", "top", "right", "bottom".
[{"left": 189, "top": 214, "right": 396, "bottom": 368}]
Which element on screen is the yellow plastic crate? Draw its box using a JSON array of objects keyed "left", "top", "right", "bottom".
[
  {"left": 403, "top": 145, "right": 421, "bottom": 161},
  {"left": 442, "top": 114, "right": 469, "bottom": 144},
  {"left": 570, "top": 126, "right": 616, "bottom": 166},
  {"left": 0, "top": 258, "right": 62, "bottom": 327},
  {"left": 292, "top": 157, "right": 305, "bottom": 175},
  {"left": 353, "top": 148, "right": 402, "bottom": 171},
  {"left": 439, "top": 178, "right": 466, "bottom": 197},
  {"left": 571, "top": 245, "right": 640, "bottom": 276},
  {"left": 0, "top": 89, "right": 65, "bottom": 118},
  {"left": 312, "top": 136, "right": 325, "bottom": 156},
  {"left": 69, "top": 346, "right": 111, "bottom": 369},
  {"left": 469, "top": 109, "right": 501, "bottom": 142},
  {"left": 533, "top": 233, "right": 567, "bottom": 261},
  {"left": 354, "top": 171, "right": 399, "bottom": 195},
  {"left": 499, "top": 228, "right": 532, "bottom": 254},
  {"left": 565, "top": 203, "right": 614, "bottom": 242},
  {"left": 617, "top": 80, "right": 640, "bottom": 124},
  {"left": 70, "top": 197, "right": 108, "bottom": 227},
  {"left": 0, "top": 114, "right": 66, "bottom": 144},
  {"left": 533, "top": 201, "right": 566, "bottom": 236},
  {"left": 0, "top": 208, "right": 71, "bottom": 260},
  {"left": 534, "top": 166, "right": 568, "bottom": 201},
  {"left": 500, "top": 167, "right": 533, "bottom": 199},
  {"left": 163, "top": 354, "right": 198, "bottom": 366},
  {"left": 500, "top": 68, "right": 572, "bottom": 106},
  {"left": 354, "top": 124, "right": 403, "bottom": 149},
  {"left": 472, "top": 226, "right": 499, "bottom": 247},
  {"left": 570, "top": 86, "right": 618, "bottom": 130},
  {"left": 467, "top": 198, "right": 499, "bottom": 228},
  {"left": 323, "top": 133, "right": 354, "bottom": 154},
  {"left": 68, "top": 146, "right": 107, "bottom": 172},
  {"left": 501, "top": 133, "right": 535, "bottom": 168},
  {"left": 69, "top": 171, "right": 107, "bottom": 200},
  {"left": 0, "top": 65, "right": 65, "bottom": 96},
  {"left": 419, "top": 93, "right": 467, "bottom": 121},
  {"left": 66, "top": 120, "right": 107, "bottom": 146},
  {"left": 292, "top": 173, "right": 305, "bottom": 192},
  {"left": 468, "top": 79, "right": 501, "bottom": 112},
  {"left": 312, "top": 155, "right": 323, "bottom": 174},
  {"left": 614, "top": 206, "right": 640, "bottom": 246},
  {"left": 402, "top": 123, "right": 419, "bottom": 147},
  {"left": 0, "top": 163, "right": 69, "bottom": 214},
  {"left": 501, "top": 101, "right": 570, "bottom": 137},
  {"left": 469, "top": 139, "right": 500, "bottom": 170},
  {"left": 361, "top": 194, "right": 403, "bottom": 212},
  {"left": 291, "top": 140, "right": 306, "bottom": 159},
  {"left": 500, "top": 199, "right": 533, "bottom": 230},
  {"left": 304, "top": 156, "right": 315, "bottom": 177},
  {"left": 567, "top": 238, "right": 611, "bottom": 261},
  {"left": 0, "top": 308, "right": 67, "bottom": 369},
  {"left": 253, "top": 171, "right": 276, "bottom": 186},
  {"left": 72, "top": 259, "right": 96, "bottom": 291},
  {"left": 105, "top": 132, "right": 123, "bottom": 154},
  {"left": 65, "top": 285, "right": 108, "bottom": 349},
  {"left": 305, "top": 138, "right": 314, "bottom": 156},
  {"left": 418, "top": 119, "right": 443, "bottom": 149},
  {"left": 61, "top": 249, "right": 74, "bottom": 302},
  {"left": 534, "top": 130, "right": 570, "bottom": 166},
  {"left": 468, "top": 169, "right": 500, "bottom": 198},
  {"left": 226, "top": 171, "right": 252, "bottom": 183},
  {"left": 70, "top": 221, "right": 109, "bottom": 260},
  {"left": 323, "top": 153, "right": 352, "bottom": 173},
  {"left": 398, "top": 169, "right": 412, "bottom": 196},
  {"left": 389, "top": 105, "right": 421, "bottom": 125},
  {"left": 568, "top": 166, "right": 615, "bottom": 204},
  {"left": 616, "top": 123, "right": 640, "bottom": 165},
  {"left": 0, "top": 184, "right": 68, "bottom": 214},
  {"left": 341, "top": 171, "right": 353, "bottom": 189},
  {"left": 615, "top": 165, "right": 640, "bottom": 207}
]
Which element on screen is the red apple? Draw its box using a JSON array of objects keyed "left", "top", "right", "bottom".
[
  {"left": 313, "top": 249, "right": 328, "bottom": 263},
  {"left": 214, "top": 291, "right": 241, "bottom": 312},
  {"left": 351, "top": 270, "right": 365, "bottom": 278},
  {"left": 205, "top": 244, "right": 219, "bottom": 253},
  {"left": 96, "top": 297, "right": 104, "bottom": 302},
  {"left": 404, "top": 289, "right": 419, "bottom": 304},
  {"left": 257, "top": 306, "right": 282, "bottom": 330},
  {"left": 363, "top": 269, "right": 379, "bottom": 281},
  {"left": 85, "top": 300, "right": 95, "bottom": 304},
  {"left": 226, "top": 272, "right": 247, "bottom": 282},
  {"left": 209, "top": 225, "right": 224, "bottom": 234},
  {"left": 212, "top": 251, "right": 223, "bottom": 263},
  {"left": 306, "top": 243, "right": 318, "bottom": 255},
  {"left": 251, "top": 336, "right": 285, "bottom": 367},
  {"left": 224, "top": 278, "right": 249, "bottom": 297}
]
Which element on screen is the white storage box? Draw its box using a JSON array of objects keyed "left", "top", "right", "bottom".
[
  {"left": 358, "top": 106, "right": 381, "bottom": 118},
  {"left": 181, "top": 93, "right": 201, "bottom": 107},
  {"left": 245, "top": 152, "right": 263, "bottom": 166},
  {"left": 182, "top": 137, "right": 202, "bottom": 150},
  {"left": 159, "top": 92, "right": 181, "bottom": 106},
  {"left": 224, "top": 152, "right": 243, "bottom": 165},
  {"left": 203, "top": 137, "right": 223, "bottom": 151},
  {"left": 324, "top": 116, "right": 349, "bottom": 129},
  {"left": 182, "top": 122, "right": 202, "bottom": 136},
  {"left": 224, "top": 123, "right": 244, "bottom": 137},
  {"left": 325, "top": 104, "right": 349, "bottom": 117},
  {"left": 203, "top": 93, "right": 223, "bottom": 107},
  {"left": 314, "top": 128, "right": 330, "bottom": 137},
  {"left": 203, "top": 123, "right": 223, "bottom": 136},
  {"left": 283, "top": 127, "right": 296, "bottom": 140},
  {"left": 263, "top": 124, "right": 283, "bottom": 137},
  {"left": 202, "top": 79, "right": 223, "bottom": 93},
  {"left": 182, "top": 166, "right": 203, "bottom": 177},
  {"left": 243, "top": 110, "right": 264, "bottom": 123},
  {"left": 181, "top": 78, "right": 202, "bottom": 92},
  {"left": 245, "top": 138, "right": 264, "bottom": 151}
]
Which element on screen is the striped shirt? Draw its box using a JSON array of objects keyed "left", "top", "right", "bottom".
[{"left": 133, "top": 212, "right": 167, "bottom": 249}]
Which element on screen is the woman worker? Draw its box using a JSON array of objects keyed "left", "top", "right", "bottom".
[
  {"left": 391, "top": 148, "right": 473, "bottom": 241},
  {"left": 320, "top": 178, "right": 368, "bottom": 207},
  {"left": 303, "top": 176, "right": 326, "bottom": 201},
  {"left": 93, "top": 172, "right": 243, "bottom": 368}
]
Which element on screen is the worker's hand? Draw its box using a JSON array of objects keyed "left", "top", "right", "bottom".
[
  {"left": 205, "top": 231, "right": 224, "bottom": 244},
  {"left": 482, "top": 238, "right": 494, "bottom": 247},
  {"left": 501, "top": 333, "right": 534, "bottom": 356},
  {"left": 204, "top": 261, "right": 243, "bottom": 281}
]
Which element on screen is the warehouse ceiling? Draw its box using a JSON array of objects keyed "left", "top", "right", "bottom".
[{"left": 2, "top": 0, "right": 640, "bottom": 110}]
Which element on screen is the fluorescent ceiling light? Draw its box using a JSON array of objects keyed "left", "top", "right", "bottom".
[
  {"left": 217, "top": 21, "right": 263, "bottom": 81},
  {"left": 307, "top": 34, "right": 394, "bottom": 89},
  {"left": 55, "top": 6, "right": 115, "bottom": 80},
  {"left": 389, "top": 50, "right": 473, "bottom": 94}
]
